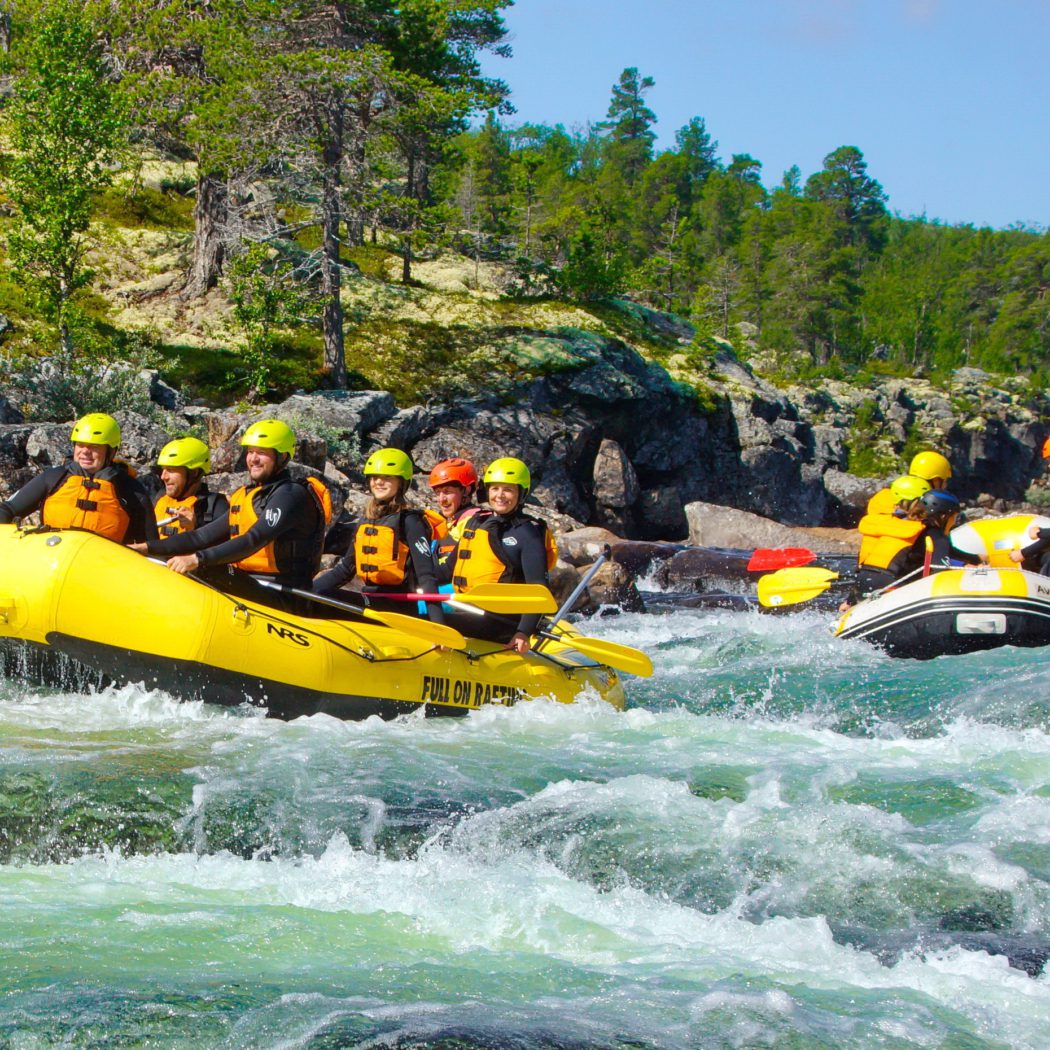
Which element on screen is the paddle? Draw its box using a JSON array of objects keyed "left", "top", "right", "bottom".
[
  {"left": 363, "top": 583, "right": 558, "bottom": 615},
  {"left": 922, "top": 536, "right": 934, "bottom": 577},
  {"left": 252, "top": 578, "right": 468, "bottom": 650},
  {"left": 758, "top": 562, "right": 938, "bottom": 609},
  {"left": 747, "top": 547, "right": 817, "bottom": 572},
  {"left": 757, "top": 567, "right": 841, "bottom": 608},
  {"left": 540, "top": 626, "right": 654, "bottom": 677}
]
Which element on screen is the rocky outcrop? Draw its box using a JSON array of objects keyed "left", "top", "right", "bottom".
[{"left": 3, "top": 317, "right": 1049, "bottom": 544}]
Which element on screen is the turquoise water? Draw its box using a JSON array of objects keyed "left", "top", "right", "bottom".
[{"left": 2, "top": 608, "right": 1050, "bottom": 1048}]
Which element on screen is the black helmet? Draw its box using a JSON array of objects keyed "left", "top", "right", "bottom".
[{"left": 920, "top": 490, "right": 960, "bottom": 520}]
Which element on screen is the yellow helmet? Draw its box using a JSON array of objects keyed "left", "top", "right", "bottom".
[
  {"left": 890, "top": 475, "right": 931, "bottom": 504},
  {"left": 157, "top": 437, "right": 211, "bottom": 473},
  {"left": 240, "top": 419, "right": 295, "bottom": 455},
  {"left": 70, "top": 413, "right": 121, "bottom": 448},
  {"left": 363, "top": 447, "right": 414, "bottom": 481},
  {"left": 483, "top": 457, "right": 531, "bottom": 496},
  {"left": 909, "top": 450, "right": 952, "bottom": 482}
]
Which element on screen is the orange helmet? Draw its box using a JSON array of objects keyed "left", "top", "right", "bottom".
[
  {"left": 429, "top": 457, "right": 477, "bottom": 489},
  {"left": 1042, "top": 436, "right": 1050, "bottom": 459}
]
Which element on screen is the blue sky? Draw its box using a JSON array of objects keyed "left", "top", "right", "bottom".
[{"left": 479, "top": 0, "right": 1048, "bottom": 230}]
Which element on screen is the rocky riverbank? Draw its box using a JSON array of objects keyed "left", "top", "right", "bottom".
[{"left": 3, "top": 319, "right": 1048, "bottom": 613}]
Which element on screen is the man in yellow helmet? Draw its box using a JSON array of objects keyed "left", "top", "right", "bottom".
[
  {"left": 864, "top": 449, "right": 953, "bottom": 517},
  {"left": 138, "top": 419, "right": 331, "bottom": 590},
  {"left": 447, "top": 457, "right": 557, "bottom": 654},
  {"left": 150, "top": 437, "right": 228, "bottom": 538},
  {"left": 0, "top": 412, "right": 156, "bottom": 544}
]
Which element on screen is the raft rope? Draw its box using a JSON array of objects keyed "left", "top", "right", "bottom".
[{"left": 181, "top": 568, "right": 442, "bottom": 665}]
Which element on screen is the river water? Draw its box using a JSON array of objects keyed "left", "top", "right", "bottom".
[{"left": 2, "top": 607, "right": 1049, "bottom": 1049}]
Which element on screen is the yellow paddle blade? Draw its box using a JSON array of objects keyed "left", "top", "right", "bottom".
[
  {"left": 453, "top": 583, "right": 558, "bottom": 614},
  {"left": 757, "top": 567, "right": 840, "bottom": 608},
  {"left": 362, "top": 608, "right": 467, "bottom": 649},
  {"left": 543, "top": 627, "right": 654, "bottom": 677}
]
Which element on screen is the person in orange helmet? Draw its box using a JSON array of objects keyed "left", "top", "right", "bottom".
[{"left": 427, "top": 457, "right": 480, "bottom": 583}]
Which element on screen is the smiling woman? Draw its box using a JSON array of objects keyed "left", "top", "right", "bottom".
[
  {"left": 0, "top": 413, "right": 156, "bottom": 545},
  {"left": 312, "top": 447, "right": 446, "bottom": 621}
]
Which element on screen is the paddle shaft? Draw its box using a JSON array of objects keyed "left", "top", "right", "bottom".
[
  {"left": 552, "top": 545, "right": 610, "bottom": 621},
  {"left": 532, "top": 546, "right": 610, "bottom": 657}
]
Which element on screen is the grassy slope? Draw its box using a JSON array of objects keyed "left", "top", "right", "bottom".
[{"left": 2, "top": 154, "right": 724, "bottom": 409}]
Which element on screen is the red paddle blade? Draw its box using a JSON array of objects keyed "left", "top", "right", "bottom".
[{"left": 747, "top": 547, "right": 816, "bottom": 572}]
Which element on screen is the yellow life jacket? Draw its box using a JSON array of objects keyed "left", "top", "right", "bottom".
[
  {"left": 41, "top": 470, "right": 131, "bottom": 542},
  {"left": 154, "top": 492, "right": 197, "bottom": 537},
  {"left": 354, "top": 509, "right": 437, "bottom": 587},
  {"left": 857, "top": 488, "right": 900, "bottom": 564},
  {"left": 228, "top": 475, "right": 332, "bottom": 576},
  {"left": 866, "top": 487, "right": 896, "bottom": 516},
  {"left": 451, "top": 513, "right": 557, "bottom": 593},
  {"left": 432, "top": 506, "right": 476, "bottom": 570},
  {"left": 857, "top": 513, "right": 924, "bottom": 571}
]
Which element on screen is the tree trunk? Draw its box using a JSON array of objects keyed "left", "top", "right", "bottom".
[
  {"left": 181, "top": 173, "right": 228, "bottom": 300},
  {"left": 320, "top": 147, "right": 346, "bottom": 388}
]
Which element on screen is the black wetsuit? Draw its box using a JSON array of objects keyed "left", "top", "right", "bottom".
[
  {"left": 313, "top": 510, "right": 442, "bottom": 621},
  {"left": 1019, "top": 527, "right": 1050, "bottom": 575},
  {"left": 0, "top": 461, "right": 157, "bottom": 544},
  {"left": 144, "top": 471, "right": 324, "bottom": 590}
]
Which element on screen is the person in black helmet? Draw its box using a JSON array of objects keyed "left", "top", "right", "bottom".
[{"left": 893, "top": 490, "right": 985, "bottom": 579}]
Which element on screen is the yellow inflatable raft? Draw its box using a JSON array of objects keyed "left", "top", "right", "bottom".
[{"left": 0, "top": 524, "right": 626, "bottom": 718}]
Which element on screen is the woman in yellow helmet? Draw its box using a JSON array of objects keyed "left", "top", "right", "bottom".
[
  {"left": 137, "top": 419, "right": 331, "bottom": 592},
  {"left": 312, "top": 448, "right": 443, "bottom": 619},
  {"left": 446, "top": 457, "right": 558, "bottom": 654},
  {"left": 149, "top": 437, "right": 228, "bottom": 538},
  {"left": 0, "top": 412, "right": 156, "bottom": 544},
  {"left": 850, "top": 475, "right": 932, "bottom": 602}
]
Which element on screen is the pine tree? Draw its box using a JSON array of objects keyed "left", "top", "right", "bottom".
[{"left": 4, "top": 0, "right": 125, "bottom": 355}]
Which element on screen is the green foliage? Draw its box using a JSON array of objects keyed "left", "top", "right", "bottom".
[
  {"left": 224, "top": 241, "right": 319, "bottom": 400},
  {"left": 282, "top": 409, "right": 361, "bottom": 466},
  {"left": 2, "top": 338, "right": 161, "bottom": 423},
  {"left": 845, "top": 399, "right": 898, "bottom": 477},
  {"left": 93, "top": 185, "right": 195, "bottom": 231},
  {"left": 1024, "top": 485, "right": 1050, "bottom": 508},
  {"left": 3, "top": 0, "right": 127, "bottom": 355},
  {"left": 556, "top": 225, "right": 627, "bottom": 301}
]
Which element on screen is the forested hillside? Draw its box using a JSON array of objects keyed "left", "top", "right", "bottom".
[
  {"left": 0, "top": 0, "right": 1046, "bottom": 412},
  {"left": 438, "top": 70, "right": 1049, "bottom": 387}
]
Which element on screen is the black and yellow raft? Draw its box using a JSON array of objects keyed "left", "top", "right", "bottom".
[
  {"left": 834, "top": 514, "right": 1050, "bottom": 658},
  {"left": 0, "top": 523, "right": 628, "bottom": 718}
]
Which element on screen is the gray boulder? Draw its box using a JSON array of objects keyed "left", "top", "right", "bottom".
[{"left": 685, "top": 500, "right": 858, "bottom": 553}]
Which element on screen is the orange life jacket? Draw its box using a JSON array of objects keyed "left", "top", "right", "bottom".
[
  {"left": 354, "top": 509, "right": 436, "bottom": 587},
  {"left": 228, "top": 475, "right": 332, "bottom": 576},
  {"left": 41, "top": 469, "right": 131, "bottom": 542},
  {"left": 857, "top": 513, "right": 924, "bottom": 571},
  {"left": 857, "top": 487, "right": 905, "bottom": 564},
  {"left": 154, "top": 492, "right": 197, "bottom": 537},
  {"left": 431, "top": 506, "right": 476, "bottom": 571},
  {"left": 451, "top": 513, "right": 557, "bottom": 593}
]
